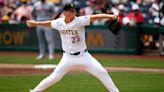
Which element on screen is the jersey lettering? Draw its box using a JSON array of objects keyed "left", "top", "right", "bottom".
[
  {"left": 71, "top": 35, "right": 80, "bottom": 43},
  {"left": 61, "top": 30, "right": 78, "bottom": 35},
  {"left": 60, "top": 30, "right": 80, "bottom": 43}
]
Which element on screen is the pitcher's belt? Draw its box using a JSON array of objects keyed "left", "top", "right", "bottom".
[{"left": 63, "top": 49, "right": 87, "bottom": 55}]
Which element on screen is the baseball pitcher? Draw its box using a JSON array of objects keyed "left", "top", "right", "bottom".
[{"left": 27, "top": 3, "right": 119, "bottom": 92}]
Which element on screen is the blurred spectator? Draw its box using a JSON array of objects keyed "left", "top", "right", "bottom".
[
  {"left": 111, "top": 0, "right": 119, "bottom": 5},
  {"left": 92, "top": 0, "right": 110, "bottom": 25},
  {"left": 6, "top": 0, "right": 17, "bottom": 9},
  {"left": 153, "top": 17, "right": 160, "bottom": 49},
  {"left": 48, "top": 0, "right": 61, "bottom": 4},
  {"left": 80, "top": 0, "right": 110, "bottom": 25},
  {"left": 2, "top": 4, "right": 14, "bottom": 16},
  {"left": 120, "top": 0, "right": 128, "bottom": 4},
  {"left": 79, "top": 0, "right": 96, "bottom": 15},
  {"left": 125, "top": 4, "right": 144, "bottom": 25},
  {"left": 110, "top": 2, "right": 119, "bottom": 16},
  {"left": 0, "top": 0, "right": 12, "bottom": 23},
  {"left": 122, "top": 17, "right": 130, "bottom": 25},
  {"left": 159, "top": 0, "right": 164, "bottom": 26},
  {"left": 140, "top": 0, "right": 160, "bottom": 49},
  {"left": 0, "top": 0, "right": 4, "bottom": 22},
  {"left": 154, "top": 17, "right": 160, "bottom": 26},
  {"left": 160, "top": 17, "right": 164, "bottom": 26},
  {"left": 0, "top": 0, "right": 4, "bottom": 5},
  {"left": 136, "top": 0, "right": 151, "bottom": 23},
  {"left": 148, "top": 2, "right": 159, "bottom": 24},
  {"left": 29, "top": 0, "right": 38, "bottom": 5},
  {"left": 159, "top": 0, "right": 164, "bottom": 17},
  {"left": 11, "top": 0, "right": 32, "bottom": 23},
  {"left": 61, "top": 0, "right": 72, "bottom": 5},
  {"left": 0, "top": 0, "right": 162, "bottom": 26},
  {"left": 97, "top": 0, "right": 109, "bottom": 11},
  {"left": 1, "top": 15, "right": 10, "bottom": 23},
  {"left": 118, "top": 4, "right": 126, "bottom": 24},
  {"left": 110, "top": 0, "right": 128, "bottom": 15},
  {"left": 32, "top": 0, "right": 55, "bottom": 60}
]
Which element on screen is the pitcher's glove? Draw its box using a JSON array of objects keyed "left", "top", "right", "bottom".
[{"left": 107, "top": 16, "right": 121, "bottom": 35}]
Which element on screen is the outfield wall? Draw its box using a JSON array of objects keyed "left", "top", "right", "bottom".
[{"left": 0, "top": 23, "right": 163, "bottom": 55}]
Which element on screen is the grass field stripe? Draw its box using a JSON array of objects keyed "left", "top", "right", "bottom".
[
  {"left": 105, "top": 67, "right": 164, "bottom": 73},
  {"left": 34, "top": 64, "right": 57, "bottom": 69}
]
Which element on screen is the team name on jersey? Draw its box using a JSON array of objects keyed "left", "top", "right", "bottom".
[{"left": 60, "top": 30, "right": 78, "bottom": 35}]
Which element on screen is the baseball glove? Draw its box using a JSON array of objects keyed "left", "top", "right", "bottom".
[{"left": 107, "top": 16, "right": 121, "bottom": 35}]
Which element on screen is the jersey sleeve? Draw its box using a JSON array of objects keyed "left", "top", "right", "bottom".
[
  {"left": 78, "top": 15, "right": 90, "bottom": 26},
  {"left": 51, "top": 20, "right": 58, "bottom": 30}
]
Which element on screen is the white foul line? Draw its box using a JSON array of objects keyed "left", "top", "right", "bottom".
[{"left": 34, "top": 64, "right": 57, "bottom": 70}]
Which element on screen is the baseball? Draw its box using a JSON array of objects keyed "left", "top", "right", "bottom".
[{"left": 26, "top": 20, "right": 35, "bottom": 27}]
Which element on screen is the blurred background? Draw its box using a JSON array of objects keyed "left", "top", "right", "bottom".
[
  {"left": 0, "top": 0, "right": 164, "bottom": 55},
  {"left": 0, "top": 1, "right": 164, "bottom": 92}
]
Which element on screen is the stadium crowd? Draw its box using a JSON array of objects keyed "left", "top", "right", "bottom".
[{"left": 0, "top": 0, "right": 163, "bottom": 26}]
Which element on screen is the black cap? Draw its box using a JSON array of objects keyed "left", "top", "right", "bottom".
[{"left": 63, "top": 3, "right": 76, "bottom": 11}]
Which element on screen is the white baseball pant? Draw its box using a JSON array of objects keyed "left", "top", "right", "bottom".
[{"left": 30, "top": 51, "right": 119, "bottom": 92}]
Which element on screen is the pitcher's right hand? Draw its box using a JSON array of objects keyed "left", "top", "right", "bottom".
[{"left": 26, "top": 20, "right": 37, "bottom": 27}]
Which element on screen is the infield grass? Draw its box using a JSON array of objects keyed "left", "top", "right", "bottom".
[
  {"left": 0, "top": 72, "right": 164, "bottom": 92},
  {"left": 0, "top": 56, "right": 164, "bottom": 68},
  {"left": 0, "top": 55, "right": 164, "bottom": 92}
]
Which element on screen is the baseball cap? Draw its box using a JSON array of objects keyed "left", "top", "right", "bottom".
[{"left": 63, "top": 3, "right": 76, "bottom": 11}]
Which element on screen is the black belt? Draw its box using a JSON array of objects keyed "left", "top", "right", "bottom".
[{"left": 64, "top": 49, "right": 87, "bottom": 55}]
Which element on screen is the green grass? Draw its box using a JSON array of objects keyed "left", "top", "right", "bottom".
[
  {"left": 0, "top": 55, "right": 164, "bottom": 92},
  {"left": 0, "top": 56, "right": 164, "bottom": 68},
  {"left": 99, "top": 58, "right": 164, "bottom": 68},
  {"left": 0, "top": 72, "right": 164, "bottom": 92},
  {"left": 0, "top": 56, "right": 60, "bottom": 64}
]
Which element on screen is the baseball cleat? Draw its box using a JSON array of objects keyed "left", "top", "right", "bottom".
[
  {"left": 48, "top": 55, "right": 54, "bottom": 60},
  {"left": 29, "top": 89, "right": 41, "bottom": 92},
  {"left": 29, "top": 89, "right": 34, "bottom": 92},
  {"left": 36, "top": 55, "right": 45, "bottom": 60}
]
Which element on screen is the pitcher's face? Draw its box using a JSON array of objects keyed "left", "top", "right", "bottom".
[{"left": 64, "top": 9, "right": 76, "bottom": 20}]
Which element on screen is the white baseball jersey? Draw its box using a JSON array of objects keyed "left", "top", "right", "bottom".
[
  {"left": 31, "top": 15, "right": 119, "bottom": 92},
  {"left": 51, "top": 15, "right": 90, "bottom": 53}
]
